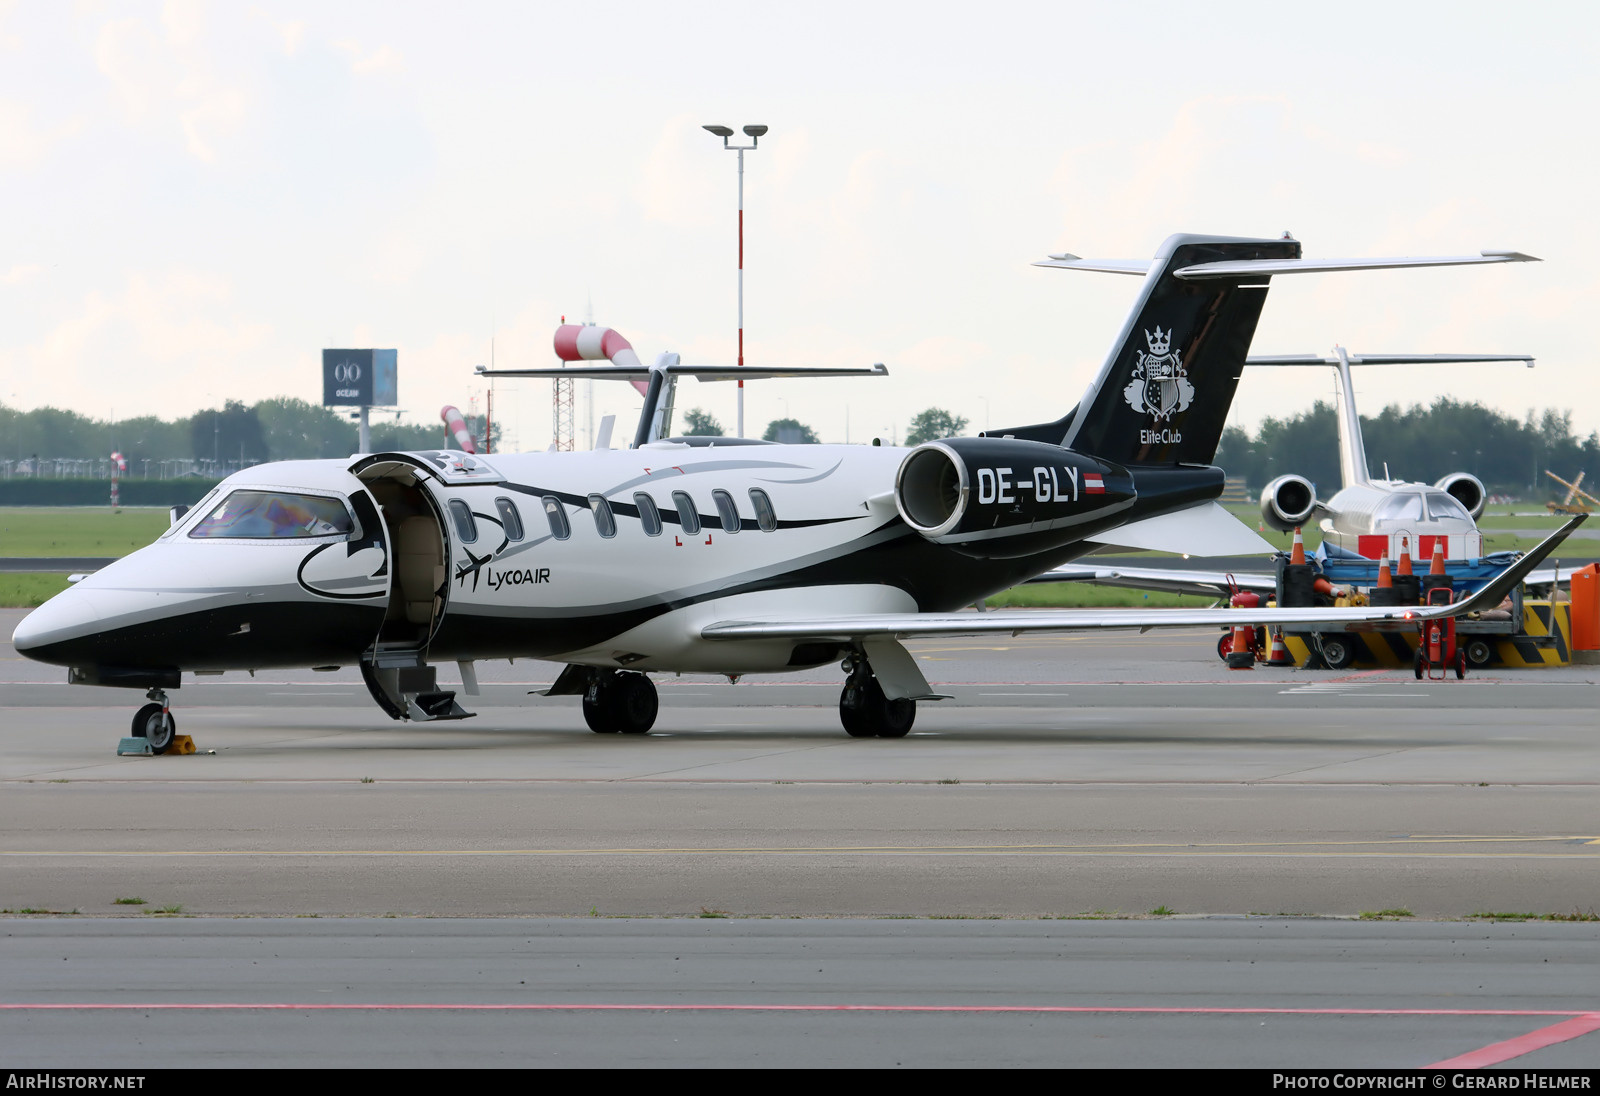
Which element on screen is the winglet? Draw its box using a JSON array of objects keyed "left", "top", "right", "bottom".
[{"left": 1429, "top": 515, "right": 1588, "bottom": 618}]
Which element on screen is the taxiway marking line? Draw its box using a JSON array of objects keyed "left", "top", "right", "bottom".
[
  {"left": 1429, "top": 1011, "right": 1600, "bottom": 1068},
  {"left": 0, "top": 1004, "right": 1592, "bottom": 1019},
  {"left": 3, "top": 836, "right": 1596, "bottom": 858}
]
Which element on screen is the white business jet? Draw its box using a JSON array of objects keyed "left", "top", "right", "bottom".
[{"left": 12, "top": 233, "right": 1581, "bottom": 751}]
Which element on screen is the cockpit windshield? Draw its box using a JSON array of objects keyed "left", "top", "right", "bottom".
[
  {"left": 1375, "top": 493, "right": 1425, "bottom": 523},
  {"left": 1425, "top": 490, "right": 1471, "bottom": 521},
  {"left": 189, "top": 490, "right": 354, "bottom": 539}
]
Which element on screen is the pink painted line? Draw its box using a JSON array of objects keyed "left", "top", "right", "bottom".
[
  {"left": 1429, "top": 1012, "right": 1600, "bottom": 1069},
  {"left": 0, "top": 1004, "right": 1592, "bottom": 1017}
]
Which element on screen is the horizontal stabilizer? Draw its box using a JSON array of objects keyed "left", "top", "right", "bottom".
[
  {"left": 1083, "top": 502, "right": 1275, "bottom": 556},
  {"left": 478, "top": 363, "right": 888, "bottom": 382},
  {"left": 1035, "top": 251, "right": 1539, "bottom": 280},
  {"left": 1246, "top": 353, "right": 1534, "bottom": 368}
]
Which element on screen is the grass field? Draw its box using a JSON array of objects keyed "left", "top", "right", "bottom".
[
  {"left": 0, "top": 574, "right": 72, "bottom": 608},
  {"left": 0, "top": 507, "right": 170, "bottom": 556},
  {"left": 985, "top": 584, "right": 1213, "bottom": 609}
]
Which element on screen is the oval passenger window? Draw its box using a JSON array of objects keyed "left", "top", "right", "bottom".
[
  {"left": 495, "top": 497, "right": 524, "bottom": 541},
  {"left": 634, "top": 492, "right": 662, "bottom": 537},
  {"left": 749, "top": 488, "right": 777, "bottom": 532},
  {"left": 447, "top": 499, "right": 478, "bottom": 544},
  {"left": 673, "top": 491, "right": 701, "bottom": 536},
  {"left": 712, "top": 489, "right": 740, "bottom": 533},
  {"left": 543, "top": 496, "right": 570, "bottom": 541},
  {"left": 589, "top": 495, "right": 617, "bottom": 538}
]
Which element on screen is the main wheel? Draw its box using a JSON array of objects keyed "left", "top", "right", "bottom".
[
  {"left": 1455, "top": 650, "right": 1467, "bottom": 680},
  {"left": 132, "top": 702, "right": 176, "bottom": 755},
  {"left": 1319, "top": 635, "right": 1355, "bottom": 670},
  {"left": 1464, "top": 639, "right": 1493, "bottom": 668},
  {"left": 1414, "top": 651, "right": 1424, "bottom": 680},
  {"left": 582, "top": 677, "right": 618, "bottom": 733},
  {"left": 613, "top": 672, "right": 658, "bottom": 735},
  {"left": 839, "top": 689, "right": 875, "bottom": 737},
  {"left": 838, "top": 675, "right": 916, "bottom": 738},
  {"left": 1216, "top": 633, "right": 1232, "bottom": 662}
]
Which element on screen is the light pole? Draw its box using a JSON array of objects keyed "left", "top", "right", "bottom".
[{"left": 703, "top": 123, "right": 767, "bottom": 438}]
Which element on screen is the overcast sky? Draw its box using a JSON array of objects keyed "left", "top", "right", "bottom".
[{"left": 2, "top": 0, "right": 1596, "bottom": 456}]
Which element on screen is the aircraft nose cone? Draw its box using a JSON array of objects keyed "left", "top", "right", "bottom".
[{"left": 11, "top": 585, "right": 104, "bottom": 658}]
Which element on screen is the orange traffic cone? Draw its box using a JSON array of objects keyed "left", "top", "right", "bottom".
[
  {"left": 1397, "top": 536, "right": 1413, "bottom": 577},
  {"left": 1376, "top": 549, "right": 1393, "bottom": 589},
  {"left": 1264, "top": 627, "right": 1294, "bottom": 667},
  {"left": 1429, "top": 538, "right": 1446, "bottom": 575},
  {"left": 1290, "top": 527, "right": 1306, "bottom": 566},
  {"left": 1226, "top": 625, "right": 1255, "bottom": 670}
]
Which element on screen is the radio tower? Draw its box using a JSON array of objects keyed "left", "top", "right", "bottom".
[{"left": 552, "top": 314, "right": 576, "bottom": 451}]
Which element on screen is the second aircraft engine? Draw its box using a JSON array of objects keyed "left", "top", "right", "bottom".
[
  {"left": 1258, "top": 473, "right": 1318, "bottom": 532},
  {"left": 1434, "top": 472, "right": 1487, "bottom": 520}
]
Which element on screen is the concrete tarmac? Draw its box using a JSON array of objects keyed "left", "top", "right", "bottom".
[
  {"left": 3, "top": 609, "right": 1597, "bottom": 919},
  {"left": 3, "top": 608, "right": 1598, "bottom": 1067},
  {"left": 5, "top": 918, "right": 1600, "bottom": 1069}
]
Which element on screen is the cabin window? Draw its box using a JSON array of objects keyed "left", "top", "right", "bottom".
[
  {"left": 634, "top": 492, "right": 662, "bottom": 537},
  {"left": 447, "top": 499, "right": 478, "bottom": 544},
  {"left": 543, "top": 496, "right": 570, "bottom": 540},
  {"left": 712, "top": 489, "right": 741, "bottom": 533},
  {"left": 672, "top": 491, "right": 701, "bottom": 535},
  {"left": 749, "top": 488, "right": 777, "bottom": 532},
  {"left": 495, "top": 497, "right": 524, "bottom": 541},
  {"left": 589, "top": 494, "right": 617, "bottom": 538},
  {"left": 189, "top": 490, "right": 354, "bottom": 540}
]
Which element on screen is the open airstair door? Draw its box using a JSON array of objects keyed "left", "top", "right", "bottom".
[{"left": 349, "top": 452, "right": 479, "bottom": 722}]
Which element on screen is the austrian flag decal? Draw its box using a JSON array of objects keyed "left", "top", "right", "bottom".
[{"left": 1084, "top": 473, "right": 1105, "bottom": 494}]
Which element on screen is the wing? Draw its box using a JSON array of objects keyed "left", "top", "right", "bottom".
[{"left": 701, "top": 517, "right": 1583, "bottom": 643}]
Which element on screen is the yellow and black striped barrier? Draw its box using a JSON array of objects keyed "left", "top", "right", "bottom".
[{"left": 1280, "top": 601, "right": 1571, "bottom": 669}]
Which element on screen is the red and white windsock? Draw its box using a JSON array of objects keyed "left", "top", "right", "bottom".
[
  {"left": 553, "top": 324, "right": 650, "bottom": 395},
  {"left": 440, "top": 405, "right": 477, "bottom": 454},
  {"left": 110, "top": 452, "right": 126, "bottom": 473}
]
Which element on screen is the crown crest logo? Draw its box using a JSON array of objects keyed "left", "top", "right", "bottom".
[{"left": 1124, "top": 324, "right": 1194, "bottom": 424}]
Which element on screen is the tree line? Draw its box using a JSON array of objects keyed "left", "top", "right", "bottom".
[
  {"left": 1216, "top": 398, "right": 1597, "bottom": 493},
  {"left": 4, "top": 394, "right": 1589, "bottom": 495},
  {"left": 0, "top": 399, "right": 444, "bottom": 471}
]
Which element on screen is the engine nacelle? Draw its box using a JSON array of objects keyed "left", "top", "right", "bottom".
[
  {"left": 894, "top": 438, "right": 1133, "bottom": 559},
  {"left": 1434, "top": 472, "right": 1486, "bottom": 520},
  {"left": 1258, "top": 474, "right": 1317, "bottom": 533}
]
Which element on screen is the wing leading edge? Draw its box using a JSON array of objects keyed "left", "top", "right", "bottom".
[{"left": 700, "top": 517, "right": 1584, "bottom": 643}]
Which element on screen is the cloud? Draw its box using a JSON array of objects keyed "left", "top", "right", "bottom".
[
  {"left": 336, "top": 40, "right": 404, "bottom": 75},
  {"left": 0, "top": 99, "right": 79, "bottom": 169},
  {"left": 91, "top": 7, "right": 248, "bottom": 162},
  {"left": 3, "top": 263, "right": 45, "bottom": 285},
  {"left": 2, "top": 270, "right": 274, "bottom": 417}
]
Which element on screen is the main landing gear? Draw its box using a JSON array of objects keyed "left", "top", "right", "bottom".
[
  {"left": 583, "top": 670, "right": 659, "bottom": 735},
  {"left": 130, "top": 688, "right": 177, "bottom": 755},
  {"left": 839, "top": 656, "right": 915, "bottom": 739}
]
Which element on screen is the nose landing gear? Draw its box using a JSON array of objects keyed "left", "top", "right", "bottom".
[
  {"left": 838, "top": 657, "right": 916, "bottom": 738},
  {"left": 130, "top": 688, "right": 177, "bottom": 755}
]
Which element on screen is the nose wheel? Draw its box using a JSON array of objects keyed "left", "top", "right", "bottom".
[
  {"left": 131, "top": 689, "right": 177, "bottom": 755},
  {"left": 583, "top": 670, "right": 659, "bottom": 735},
  {"left": 838, "top": 660, "right": 916, "bottom": 738}
]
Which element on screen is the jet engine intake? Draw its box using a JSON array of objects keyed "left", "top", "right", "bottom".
[
  {"left": 1259, "top": 474, "right": 1317, "bottom": 532},
  {"left": 1434, "top": 472, "right": 1486, "bottom": 520},
  {"left": 895, "top": 438, "right": 1132, "bottom": 559}
]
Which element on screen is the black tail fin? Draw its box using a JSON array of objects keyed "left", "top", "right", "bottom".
[{"left": 999, "top": 233, "right": 1299, "bottom": 466}]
